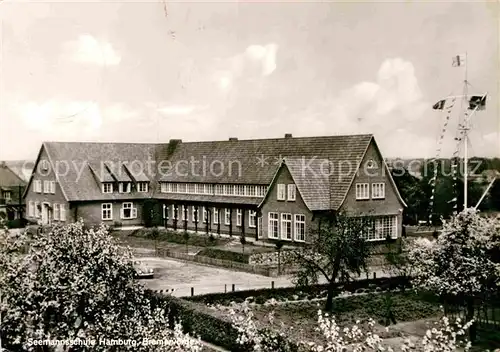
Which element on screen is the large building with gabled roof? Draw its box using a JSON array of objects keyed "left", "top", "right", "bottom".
[
  {"left": 23, "top": 133, "right": 406, "bottom": 243},
  {"left": 0, "top": 161, "right": 27, "bottom": 221}
]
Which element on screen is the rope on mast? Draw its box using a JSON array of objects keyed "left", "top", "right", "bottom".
[{"left": 428, "top": 96, "right": 457, "bottom": 224}]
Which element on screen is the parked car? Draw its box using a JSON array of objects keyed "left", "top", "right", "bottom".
[{"left": 131, "top": 260, "right": 154, "bottom": 279}]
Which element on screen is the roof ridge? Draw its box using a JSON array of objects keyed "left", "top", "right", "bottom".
[{"left": 41, "top": 134, "right": 373, "bottom": 147}]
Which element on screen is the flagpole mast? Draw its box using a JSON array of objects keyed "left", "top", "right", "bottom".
[{"left": 463, "top": 51, "right": 469, "bottom": 209}]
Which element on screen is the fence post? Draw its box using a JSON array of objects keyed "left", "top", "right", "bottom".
[
  {"left": 232, "top": 284, "right": 235, "bottom": 292},
  {"left": 225, "top": 284, "right": 227, "bottom": 293},
  {"left": 271, "top": 281, "right": 275, "bottom": 289},
  {"left": 191, "top": 287, "right": 194, "bottom": 296}
]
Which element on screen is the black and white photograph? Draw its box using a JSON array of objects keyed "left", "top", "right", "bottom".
[{"left": 0, "top": 0, "right": 499, "bottom": 351}]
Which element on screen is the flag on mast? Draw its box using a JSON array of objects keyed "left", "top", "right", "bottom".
[
  {"left": 452, "top": 54, "right": 466, "bottom": 67},
  {"left": 468, "top": 94, "right": 487, "bottom": 110},
  {"left": 432, "top": 99, "right": 446, "bottom": 110}
]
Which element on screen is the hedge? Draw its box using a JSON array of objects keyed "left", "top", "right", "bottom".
[
  {"left": 185, "top": 276, "right": 411, "bottom": 305},
  {"left": 196, "top": 247, "right": 250, "bottom": 264},
  {"left": 146, "top": 290, "right": 248, "bottom": 351}
]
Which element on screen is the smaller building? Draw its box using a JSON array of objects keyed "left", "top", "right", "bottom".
[{"left": 0, "top": 161, "right": 27, "bottom": 222}]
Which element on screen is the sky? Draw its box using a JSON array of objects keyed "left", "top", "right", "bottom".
[{"left": 0, "top": 0, "right": 498, "bottom": 160}]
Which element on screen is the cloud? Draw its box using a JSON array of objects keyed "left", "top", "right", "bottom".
[
  {"left": 64, "top": 34, "right": 121, "bottom": 66},
  {"left": 214, "top": 43, "right": 278, "bottom": 91},
  {"left": 17, "top": 100, "right": 103, "bottom": 137}
]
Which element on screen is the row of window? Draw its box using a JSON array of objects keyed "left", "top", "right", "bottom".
[
  {"left": 102, "top": 182, "right": 149, "bottom": 194},
  {"left": 164, "top": 205, "right": 257, "bottom": 227},
  {"left": 277, "top": 184, "right": 296, "bottom": 201},
  {"left": 101, "top": 202, "right": 138, "bottom": 220},
  {"left": 268, "top": 212, "right": 306, "bottom": 242},
  {"left": 33, "top": 180, "right": 56, "bottom": 194},
  {"left": 160, "top": 183, "right": 268, "bottom": 198},
  {"left": 27, "top": 201, "right": 67, "bottom": 221},
  {"left": 355, "top": 182, "right": 385, "bottom": 200},
  {"left": 2, "top": 191, "right": 11, "bottom": 201}
]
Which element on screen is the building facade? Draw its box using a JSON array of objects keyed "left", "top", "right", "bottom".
[
  {"left": 0, "top": 161, "right": 27, "bottom": 222},
  {"left": 23, "top": 134, "right": 406, "bottom": 243}
]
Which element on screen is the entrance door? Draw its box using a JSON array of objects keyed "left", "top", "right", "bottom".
[{"left": 41, "top": 204, "right": 50, "bottom": 225}]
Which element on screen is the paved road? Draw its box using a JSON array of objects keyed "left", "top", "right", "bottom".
[{"left": 137, "top": 255, "right": 388, "bottom": 297}]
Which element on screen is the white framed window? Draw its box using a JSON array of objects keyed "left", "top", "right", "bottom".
[
  {"left": 160, "top": 183, "right": 168, "bottom": 193},
  {"left": 257, "top": 186, "right": 267, "bottom": 197},
  {"left": 214, "top": 184, "right": 224, "bottom": 195},
  {"left": 247, "top": 185, "right": 256, "bottom": 197},
  {"left": 41, "top": 159, "right": 49, "bottom": 171},
  {"left": 277, "top": 184, "right": 286, "bottom": 201},
  {"left": 213, "top": 208, "right": 219, "bottom": 224},
  {"left": 225, "top": 208, "right": 231, "bottom": 225},
  {"left": 204, "top": 184, "right": 214, "bottom": 195},
  {"left": 192, "top": 206, "right": 198, "bottom": 222},
  {"left": 268, "top": 212, "right": 279, "bottom": 239},
  {"left": 281, "top": 213, "right": 292, "bottom": 240},
  {"left": 187, "top": 183, "right": 196, "bottom": 194},
  {"left": 34, "top": 180, "right": 42, "bottom": 193},
  {"left": 60, "top": 204, "right": 66, "bottom": 221},
  {"left": 43, "top": 180, "right": 50, "bottom": 194},
  {"left": 119, "top": 182, "right": 131, "bottom": 193},
  {"left": 121, "top": 202, "right": 137, "bottom": 219},
  {"left": 28, "top": 201, "right": 35, "bottom": 217},
  {"left": 202, "top": 207, "right": 207, "bottom": 223},
  {"left": 224, "top": 184, "right": 234, "bottom": 196},
  {"left": 102, "top": 203, "right": 112, "bottom": 220},
  {"left": 138, "top": 182, "right": 149, "bottom": 193},
  {"left": 372, "top": 183, "right": 385, "bottom": 199},
  {"left": 236, "top": 209, "right": 242, "bottom": 226},
  {"left": 35, "top": 201, "right": 40, "bottom": 218},
  {"left": 173, "top": 205, "right": 178, "bottom": 220},
  {"left": 249, "top": 210, "right": 256, "bottom": 228},
  {"left": 53, "top": 203, "right": 60, "bottom": 220},
  {"left": 355, "top": 183, "right": 369, "bottom": 200},
  {"left": 102, "top": 183, "right": 113, "bottom": 193},
  {"left": 287, "top": 184, "right": 296, "bottom": 201},
  {"left": 50, "top": 181, "right": 56, "bottom": 194},
  {"left": 294, "top": 214, "right": 306, "bottom": 242},
  {"left": 4, "top": 191, "right": 11, "bottom": 201},
  {"left": 363, "top": 216, "right": 398, "bottom": 241},
  {"left": 235, "top": 185, "right": 245, "bottom": 196},
  {"left": 181, "top": 205, "right": 187, "bottom": 221},
  {"left": 163, "top": 204, "right": 168, "bottom": 219}
]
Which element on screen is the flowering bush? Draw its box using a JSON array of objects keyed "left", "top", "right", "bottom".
[
  {"left": 223, "top": 299, "right": 473, "bottom": 352},
  {"left": 0, "top": 220, "right": 202, "bottom": 351},
  {"left": 409, "top": 209, "right": 500, "bottom": 297}
]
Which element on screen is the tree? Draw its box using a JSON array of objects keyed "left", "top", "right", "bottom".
[
  {"left": 287, "top": 212, "right": 372, "bottom": 311},
  {"left": 240, "top": 234, "right": 247, "bottom": 254},
  {"left": 0, "top": 220, "right": 202, "bottom": 351},
  {"left": 391, "top": 167, "right": 427, "bottom": 224},
  {"left": 275, "top": 240, "right": 284, "bottom": 275},
  {"left": 408, "top": 208, "right": 500, "bottom": 342}
]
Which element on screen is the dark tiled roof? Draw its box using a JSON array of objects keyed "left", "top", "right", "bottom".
[
  {"left": 155, "top": 193, "right": 262, "bottom": 206},
  {"left": 43, "top": 142, "right": 158, "bottom": 201},
  {"left": 0, "top": 162, "right": 27, "bottom": 187},
  {"left": 284, "top": 157, "right": 331, "bottom": 210},
  {"left": 35, "top": 135, "right": 373, "bottom": 208}
]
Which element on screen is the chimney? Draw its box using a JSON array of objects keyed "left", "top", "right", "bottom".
[
  {"left": 229, "top": 137, "right": 238, "bottom": 141},
  {"left": 284, "top": 133, "right": 293, "bottom": 139}
]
